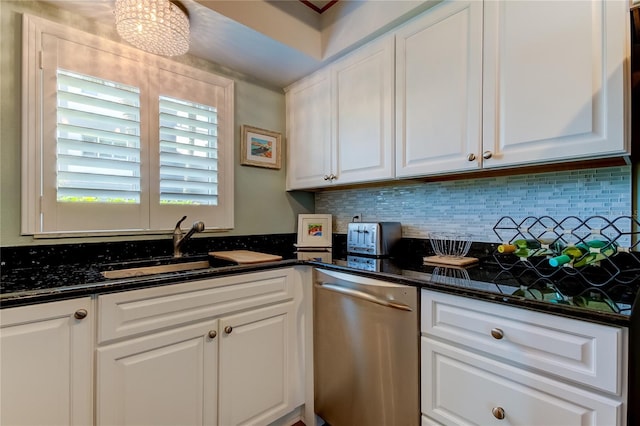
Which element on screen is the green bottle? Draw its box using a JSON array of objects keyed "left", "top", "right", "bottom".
[
  {"left": 548, "top": 240, "right": 618, "bottom": 268},
  {"left": 497, "top": 239, "right": 560, "bottom": 258}
]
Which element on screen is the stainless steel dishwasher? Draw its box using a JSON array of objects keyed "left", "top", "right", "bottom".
[{"left": 313, "top": 268, "right": 419, "bottom": 426}]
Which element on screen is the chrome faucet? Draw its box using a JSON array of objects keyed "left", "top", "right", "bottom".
[{"left": 173, "top": 216, "right": 205, "bottom": 258}]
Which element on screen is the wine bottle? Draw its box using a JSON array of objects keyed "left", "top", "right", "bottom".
[
  {"left": 497, "top": 239, "right": 560, "bottom": 258},
  {"left": 548, "top": 240, "right": 618, "bottom": 268}
]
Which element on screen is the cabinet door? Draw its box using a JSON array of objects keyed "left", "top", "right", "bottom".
[
  {"left": 286, "top": 70, "right": 332, "bottom": 190},
  {"left": 0, "top": 297, "right": 93, "bottom": 426},
  {"left": 96, "top": 320, "right": 219, "bottom": 426},
  {"left": 333, "top": 36, "right": 395, "bottom": 184},
  {"left": 396, "top": 0, "right": 483, "bottom": 177},
  {"left": 218, "top": 302, "right": 298, "bottom": 426},
  {"left": 421, "top": 289, "right": 625, "bottom": 395},
  {"left": 422, "top": 337, "right": 622, "bottom": 426},
  {"left": 482, "top": 0, "right": 628, "bottom": 168}
]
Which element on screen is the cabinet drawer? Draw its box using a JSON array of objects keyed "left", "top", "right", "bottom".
[
  {"left": 98, "top": 268, "right": 295, "bottom": 343},
  {"left": 421, "top": 290, "right": 626, "bottom": 395},
  {"left": 421, "top": 337, "right": 622, "bottom": 426}
]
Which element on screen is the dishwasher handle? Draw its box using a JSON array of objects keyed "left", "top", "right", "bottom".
[{"left": 316, "top": 283, "right": 413, "bottom": 311}]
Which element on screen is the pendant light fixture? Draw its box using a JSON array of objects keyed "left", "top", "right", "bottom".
[{"left": 114, "top": 0, "right": 190, "bottom": 57}]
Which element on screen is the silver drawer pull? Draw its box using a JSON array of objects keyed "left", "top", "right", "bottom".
[
  {"left": 492, "top": 406, "right": 505, "bottom": 420},
  {"left": 490, "top": 328, "right": 504, "bottom": 340}
]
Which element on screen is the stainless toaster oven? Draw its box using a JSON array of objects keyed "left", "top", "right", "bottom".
[{"left": 347, "top": 222, "right": 401, "bottom": 256}]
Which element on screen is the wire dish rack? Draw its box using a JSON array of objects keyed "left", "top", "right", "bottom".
[
  {"left": 492, "top": 215, "right": 640, "bottom": 314},
  {"left": 423, "top": 232, "right": 479, "bottom": 266}
]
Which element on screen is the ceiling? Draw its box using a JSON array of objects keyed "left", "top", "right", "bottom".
[{"left": 38, "top": 0, "right": 433, "bottom": 88}]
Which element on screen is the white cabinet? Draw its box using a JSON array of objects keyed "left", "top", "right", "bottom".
[
  {"left": 286, "top": 69, "right": 332, "bottom": 190},
  {"left": 420, "top": 290, "right": 628, "bottom": 426},
  {"left": 96, "top": 268, "right": 305, "bottom": 426},
  {"left": 397, "top": 0, "right": 628, "bottom": 178},
  {"left": 288, "top": 0, "right": 629, "bottom": 183},
  {"left": 396, "top": 0, "right": 483, "bottom": 177},
  {"left": 286, "top": 37, "right": 394, "bottom": 189},
  {"left": 482, "top": 0, "right": 628, "bottom": 168},
  {"left": 422, "top": 337, "right": 621, "bottom": 426},
  {"left": 0, "top": 297, "right": 93, "bottom": 426},
  {"left": 331, "top": 36, "right": 395, "bottom": 185},
  {"left": 288, "top": 0, "right": 628, "bottom": 183},
  {"left": 97, "top": 320, "right": 219, "bottom": 426},
  {"left": 218, "top": 302, "right": 296, "bottom": 426}
]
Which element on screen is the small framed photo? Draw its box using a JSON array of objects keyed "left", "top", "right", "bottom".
[
  {"left": 240, "top": 125, "right": 282, "bottom": 169},
  {"left": 296, "top": 214, "right": 332, "bottom": 248}
]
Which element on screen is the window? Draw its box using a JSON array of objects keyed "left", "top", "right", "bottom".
[
  {"left": 22, "top": 14, "right": 234, "bottom": 236},
  {"left": 158, "top": 96, "right": 218, "bottom": 206},
  {"left": 56, "top": 70, "right": 142, "bottom": 205}
]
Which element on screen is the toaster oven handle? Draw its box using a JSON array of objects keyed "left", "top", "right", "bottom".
[{"left": 315, "top": 283, "right": 413, "bottom": 311}]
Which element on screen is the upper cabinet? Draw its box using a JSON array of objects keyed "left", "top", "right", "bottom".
[
  {"left": 286, "top": 37, "right": 395, "bottom": 190},
  {"left": 286, "top": 69, "right": 332, "bottom": 190},
  {"left": 481, "top": 0, "right": 628, "bottom": 169},
  {"left": 332, "top": 37, "right": 395, "bottom": 185},
  {"left": 286, "top": 0, "right": 629, "bottom": 188},
  {"left": 396, "top": 0, "right": 483, "bottom": 177}
]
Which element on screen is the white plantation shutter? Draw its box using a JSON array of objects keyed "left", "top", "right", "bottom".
[
  {"left": 159, "top": 96, "right": 218, "bottom": 205},
  {"left": 23, "top": 16, "right": 234, "bottom": 235},
  {"left": 149, "top": 66, "right": 234, "bottom": 231},
  {"left": 56, "top": 70, "right": 141, "bottom": 204}
]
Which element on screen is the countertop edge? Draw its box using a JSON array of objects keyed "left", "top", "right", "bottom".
[{"left": 1, "top": 259, "right": 632, "bottom": 327}]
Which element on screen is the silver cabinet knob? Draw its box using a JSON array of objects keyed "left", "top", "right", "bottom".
[
  {"left": 74, "top": 309, "right": 88, "bottom": 320},
  {"left": 224, "top": 326, "right": 233, "bottom": 334},
  {"left": 492, "top": 406, "right": 505, "bottom": 420},
  {"left": 491, "top": 328, "right": 504, "bottom": 339},
  {"left": 208, "top": 330, "right": 217, "bottom": 339},
  {"left": 482, "top": 150, "right": 493, "bottom": 159},
  {"left": 467, "top": 153, "right": 476, "bottom": 161},
  {"left": 323, "top": 175, "right": 331, "bottom": 181}
]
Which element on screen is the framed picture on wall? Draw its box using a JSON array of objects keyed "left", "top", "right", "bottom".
[
  {"left": 240, "top": 125, "right": 282, "bottom": 169},
  {"left": 296, "top": 214, "right": 332, "bottom": 248}
]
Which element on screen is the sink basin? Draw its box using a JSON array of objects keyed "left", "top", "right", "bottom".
[
  {"left": 101, "top": 260, "right": 212, "bottom": 279},
  {"left": 100, "top": 256, "right": 237, "bottom": 279}
]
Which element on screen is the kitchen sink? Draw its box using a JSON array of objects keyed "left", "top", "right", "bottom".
[{"left": 100, "top": 256, "right": 237, "bottom": 279}]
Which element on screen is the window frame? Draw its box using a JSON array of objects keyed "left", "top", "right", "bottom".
[{"left": 21, "top": 14, "right": 235, "bottom": 237}]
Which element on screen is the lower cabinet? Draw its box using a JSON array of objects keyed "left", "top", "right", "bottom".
[
  {"left": 420, "top": 289, "right": 628, "bottom": 426},
  {"left": 96, "top": 268, "right": 304, "bottom": 426},
  {"left": 422, "top": 337, "right": 621, "bottom": 425},
  {"left": 0, "top": 297, "right": 94, "bottom": 426},
  {"left": 218, "top": 302, "right": 296, "bottom": 426},
  {"left": 97, "top": 320, "right": 220, "bottom": 425}
]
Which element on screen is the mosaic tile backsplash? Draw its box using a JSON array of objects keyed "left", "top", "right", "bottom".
[{"left": 315, "top": 166, "right": 634, "bottom": 243}]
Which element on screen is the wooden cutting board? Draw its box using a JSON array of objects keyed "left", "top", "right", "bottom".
[
  {"left": 423, "top": 255, "right": 479, "bottom": 266},
  {"left": 209, "top": 250, "right": 283, "bottom": 264}
]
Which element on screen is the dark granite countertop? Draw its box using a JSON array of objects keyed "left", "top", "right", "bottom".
[
  {"left": 2, "top": 235, "right": 639, "bottom": 327},
  {"left": 0, "top": 255, "right": 301, "bottom": 308}
]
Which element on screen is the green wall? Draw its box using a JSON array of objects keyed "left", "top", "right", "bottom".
[{"left": 0, "top": 1, "right": 313, "bottom": 247}]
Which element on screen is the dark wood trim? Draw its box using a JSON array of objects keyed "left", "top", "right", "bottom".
[{"left": 299, "top": 0, "right": 338, "bottom": 14}]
